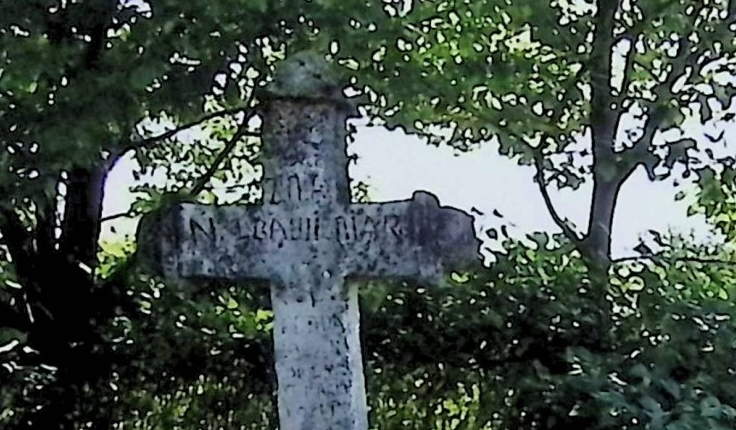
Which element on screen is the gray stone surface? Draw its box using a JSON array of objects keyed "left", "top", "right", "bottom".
[{"left": 137, "top": 52, "right": 480, "bottom": 430}]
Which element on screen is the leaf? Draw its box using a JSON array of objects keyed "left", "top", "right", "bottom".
[
  {"left": 660, "top": 378, "right": 681, "bottom": 400},
  {"left": 129, "top": 66, "right": 161, "bottom": 89},
  {"left": 640, "top": 395, "right": 663, "bottom": 415},
  {"left": 700, "top": 396, "right": 722, "bottom": 418}
]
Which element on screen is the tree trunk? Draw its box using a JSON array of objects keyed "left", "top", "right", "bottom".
[
  {"left": 584, "top": 175, "right": 616, "bottom": 265},
  {"left": 0, "top": 157, "right": 124, "bottom": 429},
  {"left": 59, "top": 166, "right": 107, "bottom": 268}
]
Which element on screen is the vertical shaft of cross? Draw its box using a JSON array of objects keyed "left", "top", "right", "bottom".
[
  {"left": 261, "top": 53, "right": 368, "bottom": 429},
  {"left": 270, "top": 275, "right": 367, "bottom": 430},
  {"left": 261, "top": 101, "right": 351, "bottom": 209},
  {"left": 262, "top": 99, "right": 368, "bottom": 427}
]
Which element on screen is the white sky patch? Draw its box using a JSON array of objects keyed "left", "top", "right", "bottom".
[{"left": 0, "top": 340, "right": 19, "bottom": 354}]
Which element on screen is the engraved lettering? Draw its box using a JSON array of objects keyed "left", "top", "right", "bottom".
[
  {"left": 310, "top": 175, "right": 324, "bottom": 201},
  {"left": 361, "top": 216, "right": 378, "bottom": 241},
  {"left": 331, "top": 314, "right": 346, "bottom": 332},
  {"left": 270, "top": 218, "right": 288, "bottom": 241},
  {"left": 384, "top": 215, "right": 403, "bottom": 239},
  {"left": 226, "top": 218, "right": 242, "bottom": 242},
  {"left": 287, "top": 174, "right": 302, "bottom": 202},
  {"left": 289, "top": 217, "right": 303, "bottom": 240},
  {"left": 199, "top": 212, "right": 410, "bottom": 246},
  {"left": 335, "top": 216, "right": 349, "bottom": 242},
  {"left": 265, "top": 177, "right": 281, "bottom": 205},
  {"left": 189, "top": 217, "right": 216, "bottom": 245},
  {"left": 350, "top": 216, "right": 358, "bottom": 241},
  {"left": 306, "top": 217, "right": 313, "bottom": 240},
  {"left": 237, "top": 218, "right": 251, "bottom": 241},
  {"left": 266, "top": 174, "right": 303, "bottom": 204},
  {"left": 253, "top": 219, "right": 268, "bottom": 240}
]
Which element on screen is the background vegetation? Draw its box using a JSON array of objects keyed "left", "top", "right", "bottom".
[{"left": 2, "top": 0, "right": 736, "bottom": 429}]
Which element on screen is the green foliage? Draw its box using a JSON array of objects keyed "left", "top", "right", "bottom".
[
  {"left": 0, "top": 1, "right": 342, "bottom": 427},
  {"left": 47, "top": 236, "right": 733, "bottom": 430},
  {"left": 3, "top": 1, "right": 736, "bottom": 430},
  {"left": 332, "top": 0, "right": 736, "bottom": 180},
  {"left": 360, "top": 238, "right": 736, "bottom": 430},
  {"left": 690, "top": 165, "right": 736, "bottom": 243}
]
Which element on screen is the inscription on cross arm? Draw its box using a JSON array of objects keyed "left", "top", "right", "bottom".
[
  {"left": 136, "top": 51, "right": 480, "bottom": 430},
  {"left": 148, "top": 188, "right": 476, "bottom": 282}
]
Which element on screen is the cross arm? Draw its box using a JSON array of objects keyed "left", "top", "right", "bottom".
[
  {"left": 340, "top": 191, "right": 480, "bottom": 282},
  {"left": 136, "top": 203, "right": 293, "bottom": 281}
]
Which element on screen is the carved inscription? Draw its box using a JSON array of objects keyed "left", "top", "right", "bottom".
[
  {"left": 189, "top": 217, "right": 216, "bottom": 246},
  {"left": 277, "top": 311, "right": 353, "bottom": 395},
  {"left": 188, "top": 214, "right": 405, "bottom": 246},
  {"left": 265, "top": 173, "right": 326, "bottom": 205},
  {"left": 280, "top": 313, "right": 346, "bottom": 337},
  {"left": 334, "top": 215, "right": 402, "bottom": 243},
  {"left": 251, "top": 217, "right": 319, "bottom": 242}
]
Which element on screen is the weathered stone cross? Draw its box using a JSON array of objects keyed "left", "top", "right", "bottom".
[{"left": 137, "top": 52, "right": 479, "bottom": 430}]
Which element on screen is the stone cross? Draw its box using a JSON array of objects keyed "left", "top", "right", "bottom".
[{"left": 137, "top": 52, "right": 480, "bottom": 430}]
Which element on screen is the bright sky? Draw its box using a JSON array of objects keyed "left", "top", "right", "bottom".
[{"left": 101, "top": 122, "right": 719, "bottom": 260}]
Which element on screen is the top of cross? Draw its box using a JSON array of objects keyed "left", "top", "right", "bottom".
[
  {"left": 258, "top": 51, "right": 359, "bottom": 209},
  {"left": 265, "top": 51, "right": 348, "bottom": 104}
]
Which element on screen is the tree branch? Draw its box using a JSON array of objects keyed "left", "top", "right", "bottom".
[
  {"left": 533, "top": 156, "right": 583, "bottom": 245},
  {"left": 0, "top": 204, "right": 34, "bottom": 282},
  {"left": 0, "top": 271, "right": 29, "bottom": 331},
  {"left": 589, "top": 0, "right": 619, "bottom": 150},
  {"left": 100, "top": 210, "right": 137, "bottom": 224},
  {"left": 613, "top": 254, "right": 736, "bottom": 266},
  {"left": 190, "top": 119, "right": 253, "bottom": 196},
  {"left": 103, "top": 107, "right": 260, "bottom": 223},
  {"left": 122, "top": 107, "right": 251, "bottom": 154},
  {"left": 34, "top": 209, "right": 56, "bottom": 262},
  {"left": 635, "top": 39, "right": 696, "bottom": 152},
  {"left": 614, "top": 34, "right": 636, "bottom": 102},
  {"left": 82, "top": 6, "right": 111, "bottom": 70}
]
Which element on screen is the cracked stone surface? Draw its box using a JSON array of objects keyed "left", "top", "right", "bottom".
[{"left": 137, "top": 52, "right": 480, "bottom": 430}]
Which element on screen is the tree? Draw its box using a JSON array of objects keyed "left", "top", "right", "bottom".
[
  {"left": 0, "top": 0, "right": 321, "bottom": 427},
  {"left": 331, "top": 0, "right": 736, "bottom": 271},
  {"left": 4, "top": 1, "right": 736, "bottom": 429}
]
